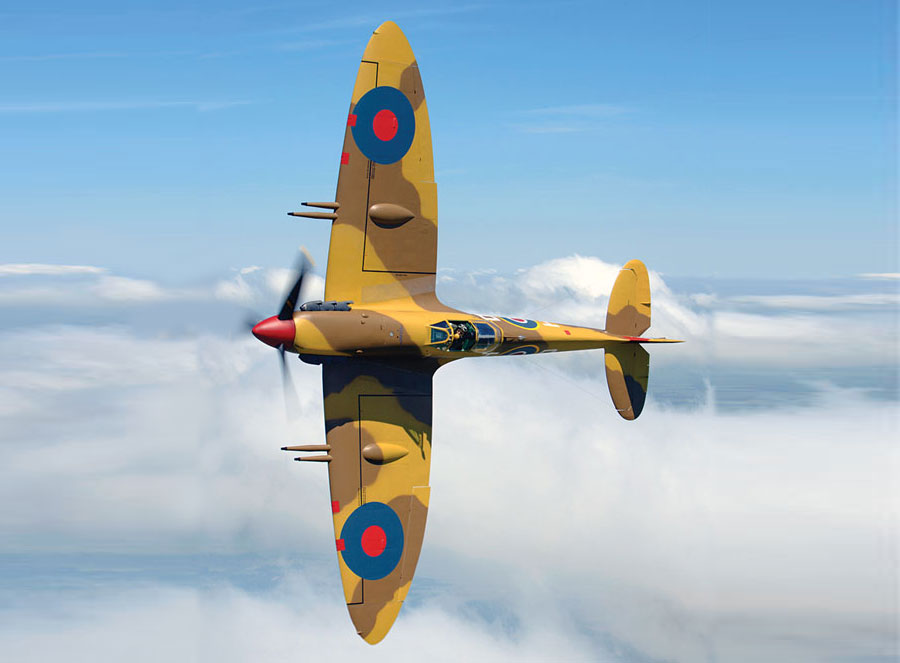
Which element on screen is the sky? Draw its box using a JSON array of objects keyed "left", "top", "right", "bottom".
[
  {"left": 0, "top": 0, "right": 896, "bottom": 279},
  {"left": 1, "top": 2, "right": 898, "bottom": 662}
]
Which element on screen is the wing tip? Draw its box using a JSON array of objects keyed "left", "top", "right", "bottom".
[
  {"left": 374, "top": 19, "right": 404, "bottom": 35},
  {"left": 350, "top": 599, "right": 404, "bottom": 645}
]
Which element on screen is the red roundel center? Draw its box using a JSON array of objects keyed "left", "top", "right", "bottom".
[
  {"left": 360, "top": 525, "right": 387, "bottom": 557},
  {"left": 372, "top": 109, "right": 399, "bottom": 142}
]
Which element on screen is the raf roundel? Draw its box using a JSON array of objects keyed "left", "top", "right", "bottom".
[
  {"left": 351, "top": 86, "right": 416, "bottom": 164},
  {"left": 340, "top": 501, "right": 405, "bottom": 580},
  {"left": 500, "top": 317, "right": 539, "bottom": 330},
  {"left": 500, "top": 344, "right": 540, "bottom": 356}
]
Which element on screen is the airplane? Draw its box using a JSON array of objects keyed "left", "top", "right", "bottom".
[{"left": 250, "top": 20, "right": 680, "bottom": 644}]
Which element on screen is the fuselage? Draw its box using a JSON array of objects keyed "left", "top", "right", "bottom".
[{"left": 287, "top": 305, "right": 637, "bottom": 360}]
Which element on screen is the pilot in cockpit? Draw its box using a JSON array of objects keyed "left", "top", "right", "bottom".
[
  {"left": 449, "top": 323, "right": 463, "bottom": 346},
  {"left": 448, "top": 322, "right": 475, "bottom": 351}
]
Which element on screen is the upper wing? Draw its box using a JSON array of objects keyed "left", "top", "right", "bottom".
[
  {"left": 325, "top": 21, "right": 438, "bottom": 307},
  {"left": 321, "top": 356, "right": 437, "bottom": 643}
]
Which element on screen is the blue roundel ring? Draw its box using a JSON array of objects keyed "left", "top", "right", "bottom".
[
  {"left": 340, "top": 501, "right": 404, "bottom": 580},
  {"left": 351, "top": 86, "right": 416, "bottom": 164},
  {"left": 500, "top": 317, "right": 539, "bottom": 330},
  {"left": 500, "top": 344, "right": 540, "bottom": 356}
]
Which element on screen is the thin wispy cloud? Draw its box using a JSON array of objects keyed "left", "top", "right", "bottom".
[
  {"left": 274, "top": 38, "right": 354, "bottom": 52},
  {"left": 522, "top": 103, "right": 631, "bottom": 117},
  {"left": 859, "top": 272, "right": 900, "bottom": 280},
  {"left": 0, "top": 52, "right": 127, "bottom": 62},
  {"left": 0, "top": 263, "right": 320, "bottom": 308},
  {"left": 730, "top": 292, "right": 900, "bottom": 310},
  {"left": 513, "top": 103, "right": 632, "bottom": 134},
  {"left": 0, "top": 100, "right": 255, "bottom": 114},
  {"left": 0, "top": 50, "right": 192, "bottom": 62},
  {"left": 0, "top": 263, "right": 107, "bottom": 276},
  {"left": 513, "top": 125, "right": 585, "bottom": 134},
  {"left": 273, "top": 5, "right": 486, "bottom": 34}
]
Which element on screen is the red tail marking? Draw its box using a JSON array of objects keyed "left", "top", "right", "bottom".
[
  {"left": 347, "top": 113, "right": 357, "bottom": 126},
  {"left": 331, "top": 500, "right": 340, "bottom": 514},
  {"left": 336, "top": 539, "right": 345, "bottom": 551},
  {"left": 340, "top": 152, "right": 349, "bottom": 165}
]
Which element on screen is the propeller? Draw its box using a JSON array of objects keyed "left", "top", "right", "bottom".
[
  {"left": 278, "top": 248, "right": 312, "bottom": 321},
  {"left": 277, "top": 341, "right": 301, "bottom": 419},
  {"left": 251, "top": 248, "right": 314, "bottom": 418}
]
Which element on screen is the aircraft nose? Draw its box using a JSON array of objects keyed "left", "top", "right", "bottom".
[{"left": 252, "top": 316, "right": 296, "bottom": 348}]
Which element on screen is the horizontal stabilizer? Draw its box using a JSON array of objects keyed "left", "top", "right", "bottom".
[{"left": 605, "top": 344, "right": 650, "bottom": 420}]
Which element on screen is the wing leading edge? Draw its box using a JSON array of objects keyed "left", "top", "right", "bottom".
[{"left": 322, "top": 357, "right": 437, "bottom": 643}]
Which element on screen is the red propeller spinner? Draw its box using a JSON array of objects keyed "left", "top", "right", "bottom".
[
  {"left": 252, "top": 316, "right": 296, "bottom": 348},
  {"left": 251, "top": 248, "right": 311, "bottom": 350}
]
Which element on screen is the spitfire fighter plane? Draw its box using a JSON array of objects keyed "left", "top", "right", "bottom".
[{"left": 251, "top": 21, "right": 679, "bottom": 644}]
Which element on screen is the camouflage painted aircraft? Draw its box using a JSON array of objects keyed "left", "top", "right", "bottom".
[{"left": 251, "top": 21, "right": 680, "bottom": 644}]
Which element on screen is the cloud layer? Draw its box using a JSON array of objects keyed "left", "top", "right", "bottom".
[{"left": 0, "top": 256, "right": 897, "bottom": 661}]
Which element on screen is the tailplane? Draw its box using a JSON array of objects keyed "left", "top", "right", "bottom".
[
  {"left": 603, "top": 259, "right": 675, "bottom": 420},
  {"left": 605, "top": 344, "right": 649, "bottom": 420}
]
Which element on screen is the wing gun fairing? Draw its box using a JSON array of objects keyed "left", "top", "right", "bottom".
[
  {"left": 249, "top": 20, "right": 681, "bottom": 644},
  {"left": 288, "top": 201, "right": 341, "bottom": 220}
]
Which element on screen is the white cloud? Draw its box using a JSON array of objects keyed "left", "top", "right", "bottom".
[
  {"left": 264, "top": 267, "right": 295, "bottom": 296},
  {"left": 0, "top": 256, "right": 897, "bottom": 659},
  {"left": 859, "top": 273, "right": 900, "bottom": 280},
  {"left": 0, "top": 263, "right": 107, "bottom": 276},
  {"left": 437, "top": 255, "right": 898, "bottom": 368},
  {"left": 0, "top": 316, "right": 896, "bottom": 661},
  {"left": 215, "top": 273, "right": 255, "bottom": 304},
  {"left": 0, "top": 263, "right": 324, "bottom": 309},
  {"left": 0, "top": 574, "right": 610, "bottom": 663},
  {"left": 90, "top": 275, "right": 167, "bottom": 301},
  {"left": 434, "top": 362, "right": 896, "bottom": 654},
  {"left": 730, "top": 293, "right": 900, "bottom": 310},
  {"left": 215, "top": 267, "right": 325, "bottom": 307}
]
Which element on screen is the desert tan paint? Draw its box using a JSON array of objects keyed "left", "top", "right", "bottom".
[{"left": 287, "top": 21, "right": 679, "bottom": 644}]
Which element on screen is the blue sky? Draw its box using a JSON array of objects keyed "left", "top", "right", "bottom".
[{"left": 1, "top": 0, "right": 896, "bottom": 280}]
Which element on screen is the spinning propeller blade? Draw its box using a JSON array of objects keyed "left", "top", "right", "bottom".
[
  {"left": 278, "top": 247, "right": 314, "bottom": 321},
  {"left": 251, "top": 247, "right": 315, "bottom": 419},
  {"left": 279, "top": 345, "right": 300, "bottom": 419}
]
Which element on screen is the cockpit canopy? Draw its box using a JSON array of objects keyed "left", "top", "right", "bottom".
[
  {"left": 428, "top": 320, "right": 499, "bottom": 353},
  {"left": 299, "top": 300, "right": 353, "bottom": 311}
]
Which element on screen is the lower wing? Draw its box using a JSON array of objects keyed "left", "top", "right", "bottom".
[{"left": 321, "top": 356, "right": 438, "bottom": 643}]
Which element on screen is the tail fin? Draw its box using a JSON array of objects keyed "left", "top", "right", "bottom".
[
  {"left": 606, "top": 259, "right": 651, "bottom": 337},
  {"left": 605, "top": 259, "right": 651, "bottom": 420}
]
